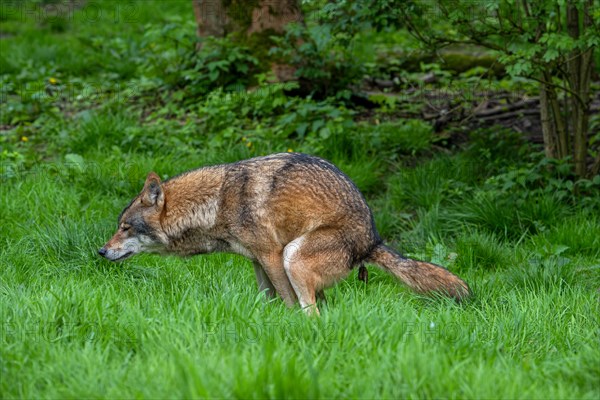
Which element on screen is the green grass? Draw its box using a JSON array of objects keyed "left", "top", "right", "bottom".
[
  {"left": 2, "top": 1, "right": 600, "bottom": 399},
  {"left": 1, "top": 152, "right": 599, "bottom": 399}
]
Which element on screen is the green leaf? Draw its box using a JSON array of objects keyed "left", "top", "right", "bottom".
[
  {"left": 65, "top": 153, "right": 85, "bottom": 172},
  {"left": 542, "top": 49, "right": 559, "bottom": 62},
  {"left": 295, "top": 122, "right": 309, "bottom": 138},
  {"left": 319, "top": 127, "right": 331, "bottom": 139},
  {"left": 312, "top": 119, "right": 325, "bottom": 132},
  {"left": 565, "top": 180, "right": 573, "bottom": 191}
]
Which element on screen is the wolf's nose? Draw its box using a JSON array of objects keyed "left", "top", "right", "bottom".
[{"left": 98, "top": 248, "right": 107, "bottom": 257}]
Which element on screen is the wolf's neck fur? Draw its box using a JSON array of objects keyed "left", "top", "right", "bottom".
[{"left": 160, "top": 167, "right": 225, "bottom": 239}]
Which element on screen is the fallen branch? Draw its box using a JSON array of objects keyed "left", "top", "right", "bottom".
[{"left": 474, "top": 98, "right": 540, "bottom": 117}]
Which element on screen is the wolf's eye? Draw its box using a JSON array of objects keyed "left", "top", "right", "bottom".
[{"left": 121, "top": 225, "right": 130, "bottom": 232}]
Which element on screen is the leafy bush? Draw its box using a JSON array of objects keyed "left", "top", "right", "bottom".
[
  {"left": 141, "top": 20, "right": 260, "bottom": 102},
  {"left": 482, "top": 155, "right": 600, "bottom": 209},
  {"left": 370, "top": 120, "right": 433, "bottom": 155},
  {"left": 465, "top": 127, "right": 529, "bottom": 174},
  {"left": 188, "top": 85, "right": 357, "bottom": 157},
  {"left": 270, "top": 23, "right": 364, "bottom": 98}
]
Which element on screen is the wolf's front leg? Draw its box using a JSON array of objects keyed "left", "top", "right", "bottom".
[
  {"left": 252, "top": 261, "right": 276, "bottom": 299},
  {"left": 254, "top": 251, "right": 298, "bottom": 307},
  {"left": 316, "top": 290, "right": 327, "bottom": 304}
]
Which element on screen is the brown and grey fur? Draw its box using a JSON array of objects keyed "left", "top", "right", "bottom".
[{"left": 99, "top": 153, "right": 470, "bottom": 314}]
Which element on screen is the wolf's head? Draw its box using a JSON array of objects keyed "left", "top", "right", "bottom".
[{"left": 99, "top": 172, "right": 167, "bottom": 261}]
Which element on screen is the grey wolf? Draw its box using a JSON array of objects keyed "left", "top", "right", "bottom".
[{"left": 99, "top": 153, "right": 470, "bottom": 314}]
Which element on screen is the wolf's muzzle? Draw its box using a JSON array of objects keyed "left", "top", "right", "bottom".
[{"left": 98, "top": 247, "right": 107, "bottom": 257}]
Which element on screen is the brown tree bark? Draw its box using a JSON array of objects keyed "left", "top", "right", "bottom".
[
  {"left": 539, "top": 83, "right": 558, "bottom": 159},
  {"left": 567, "top": 1, "right": 594, "bottom": 178},
  {"left": 192, "top": 0, "right": 302, "bottom": 81},
  {"left": 541, "top": 69, "right": 569, "bottom": 159},
  {"left": 192, "top": 0, "right": 227, "bottom": 39},
  {"left": 245, "top": 0, "right": 303, "bottom": 35}
]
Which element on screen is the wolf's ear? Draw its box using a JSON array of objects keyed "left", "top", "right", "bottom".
[{"left": 141, "top": 172, "right": 164, "bottom": 208}]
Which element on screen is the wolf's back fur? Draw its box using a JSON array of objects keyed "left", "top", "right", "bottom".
[
  {"left": 101, "top": 153, "right": 470, "bottom": 314},
  {"left": 219, "top": 153, "right": 380, "bottom": 262}
]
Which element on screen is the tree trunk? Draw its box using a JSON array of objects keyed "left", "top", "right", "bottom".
[
  {"left": 542, "top": 70, "right": 568, "bottom": 159},
  {"left": 192, "top": 0, "right": 302, "bottom": 81},
  {"left": 192, "top": 0, "right": 226, "bottom": 40},
  {"left": 539, "top": 82, "right": 558, "bottom": 159},
  {"left": 567, "top": 1, "right": 594, "bottom": 178},
  {"left": 246, "top": 0, "right": 303, "bottom": 35}
]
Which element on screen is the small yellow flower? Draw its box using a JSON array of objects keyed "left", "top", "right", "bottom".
[
  {"left": 49, "top": 77, "right": 58, "bottom": 85},
  {"left": 246, "top": 141, "right": 252, "bottom": 148},
  {"left": 287, "top": 148, "right": 293, "bottom": 153},
  {"left": 241, "top": 137, "right": 246, "bottom": 142},
  {"left": 21, "top": 136, "right": 28, "bottom": 142}
]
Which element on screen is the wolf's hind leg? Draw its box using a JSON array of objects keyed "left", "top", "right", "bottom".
[
  {"left": 283, "top": 231, "right": 352, "bottom": 315},
  {"left": 253, "top": 261, "right": 276, "bottom": 299}
]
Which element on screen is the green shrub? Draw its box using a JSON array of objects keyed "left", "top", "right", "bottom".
[
  {"left": 465, "top": 127, "right": 529, "bottom": 174},
  {"left": 354, "top": 120, "right": 434, "bottom": 156},
  {"left": 482, "top": 154, "right": 600, "bottom": 209},
  {"left": 270, "top": 23, "right": 364, "bottom": 98},
  {"left": 140, "top": 22, "right": 260, "bottom": 102}
]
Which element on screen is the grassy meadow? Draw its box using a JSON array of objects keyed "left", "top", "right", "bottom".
[{"left": 1, "top": 1, "right": 599, "bottom": 399}]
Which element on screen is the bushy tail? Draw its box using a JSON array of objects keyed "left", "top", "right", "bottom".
[{"left": 367, "top": 244, "right": 471, "bottom": 302}]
